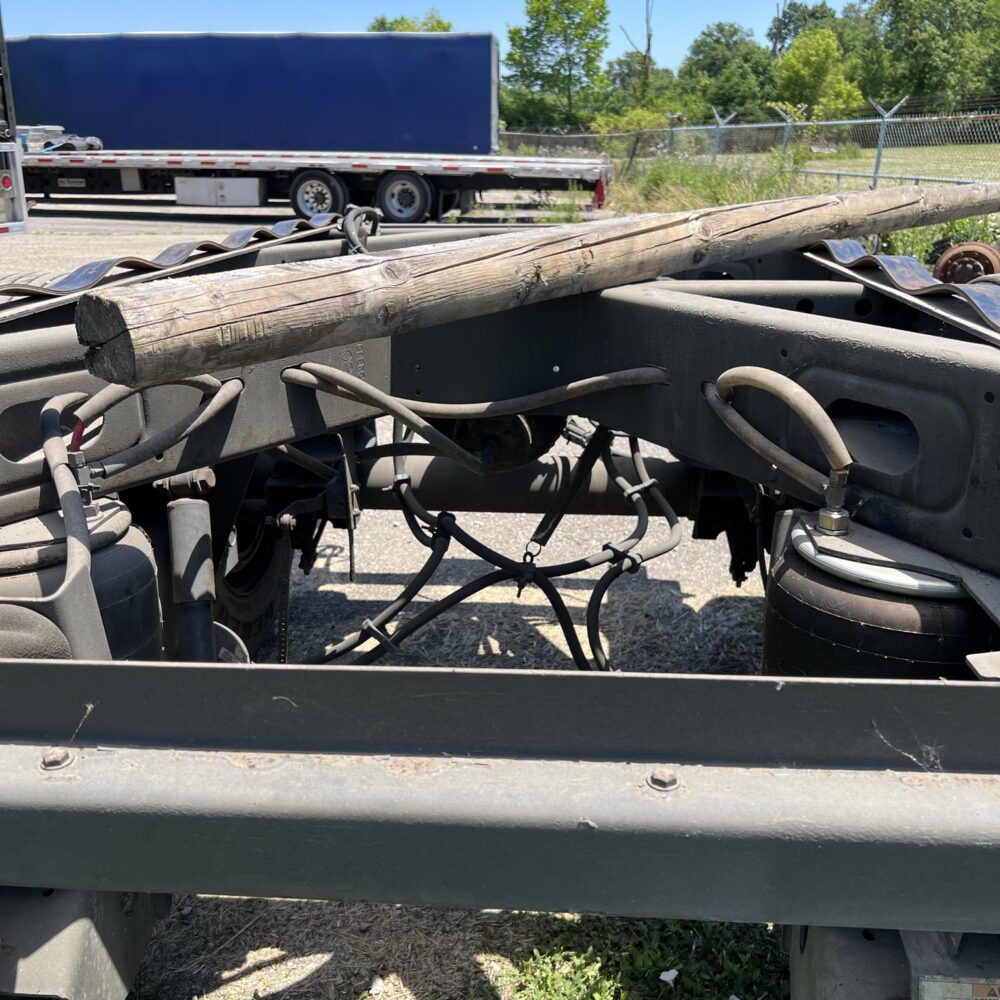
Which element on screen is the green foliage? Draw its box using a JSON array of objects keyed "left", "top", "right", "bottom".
[
  {"left": 590, "top": 106, "right": 671, "bottom": 171},
  {"left": 679, "top": 23, "right": 776, "bottom": 121},
  {"left": 836, "top": 3, "right": 892, "bottom": 101},
  {"left": 707, "top": 56, "right": 773, "bottom": 121},
  {"left": 505, "top": 0, "right": 610, "bottom": 122},
  {"left": 775, "top": 28, "right": 864, "bottom": 118},
  {"left": 503, "top": 946, "right": 617, "bottom": 999},
  {"left": 680, "top": 22, "right": 761, "bottom": 82},
  {"left": 497, "top": 0, "right": 1000, "bottom": 136},
  {"left": 880, "top": 213, "right": 1000, "bottom": 259},
  {"left": 497, "top": 916, "right": 789, "bottom": 999},
  {"left": 874, "top": 0, "right": 987, "bottom": 107},
  {"left": 602, "top": 51, "right": 676, "bottom": 114},
  {"left": 767, "top": 1, "right": 838, "bottom": 55},
  {"left": 500, "top": 85, "right": 572, "bottom": 131},
  {"left": 366, "top": 8, "right": 452, "bottom": 31},
  {"left": 591, "top": 106, "right": 669, "bottom": 141},
  {"left": 610, "top": 157, "right": 813, "bottom": 214}
]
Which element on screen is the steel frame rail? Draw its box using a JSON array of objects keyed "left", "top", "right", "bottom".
[{"left": 1, "top": 660, "right": 1000, "bottom": 932}]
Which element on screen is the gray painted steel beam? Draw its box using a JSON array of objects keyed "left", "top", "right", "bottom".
[
  {"left": 2, "top": 743, "right": 1000, "bottom": 932},
  {"left": 5, "top": 662, "right": 1000, "bottom": 929},
  {"left": 2, "top": 660, "right": 1000, "bottom": 772},
  {"left": 0, "top": 660, "right": 1000, "bottom": 929}
]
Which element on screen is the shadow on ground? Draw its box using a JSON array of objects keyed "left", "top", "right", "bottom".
[
  {"left": 130, "top": 897, "right": 788, "bottom": 1000},
  {"left": 275, "top": 549, "right": 764, "bottom": 673}
]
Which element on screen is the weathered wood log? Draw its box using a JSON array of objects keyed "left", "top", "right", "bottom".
[{"left": 78, "top": 183, "right": 1000, "bottom": 387}]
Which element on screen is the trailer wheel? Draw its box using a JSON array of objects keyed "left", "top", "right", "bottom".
[
  {"left": 375, "top": 172, "right": 434, "bottom": 223},
  {"left": 290, "top": 170, "right": 348, "bottom": 219},
  {"left": 215, "top": 514, "right": 284, "bottom": 657}
]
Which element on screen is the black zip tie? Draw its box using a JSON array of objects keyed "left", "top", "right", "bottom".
[
  {"left": 623, "top": 552, "right": 644, "bottom": 573},
  {"left": 602, "top": 541, "right": 629, "bottom": 562}
]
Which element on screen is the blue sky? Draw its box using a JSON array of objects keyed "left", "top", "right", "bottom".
[{"left": 0, "top": 1, "right": 847, "bottom": 72}]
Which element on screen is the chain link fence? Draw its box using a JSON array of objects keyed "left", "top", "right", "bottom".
[{"left": 502, "top": 111, "right": 1000, "bottom": 188}]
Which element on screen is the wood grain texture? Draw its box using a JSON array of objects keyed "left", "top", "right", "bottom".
[{"left": 77, "top": 183, "right": 1000, "bottom": 386}]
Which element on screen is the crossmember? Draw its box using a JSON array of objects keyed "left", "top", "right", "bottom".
[{"left": 1, "top": 661, "right": 999, "bottom": 932}]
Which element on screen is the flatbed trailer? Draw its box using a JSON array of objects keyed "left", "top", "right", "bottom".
[{"left": 20, "top": 146, "right": 609, "bottom": 221}]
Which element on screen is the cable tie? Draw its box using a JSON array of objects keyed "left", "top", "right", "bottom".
[
  {"left": 386, "top": 472, "right": 412, "bottom": 493},
  {"left": 602, "top": 541, "right": 629, "bottom": 562},
  {"left": 623, "top": 478, "right": 657, "bottom": 501},
  {"left": 360, "top": 618, "right": 396, "bottom": 653},
  {"left": 623, "top": 552, "right": 644, "bottom": 573}
]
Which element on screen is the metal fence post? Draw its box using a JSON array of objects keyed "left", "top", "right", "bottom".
[
  {"left": 870, "top": 96, "right": 908, "bottom": 188},
  {"left": 666, "top": 112, "right": 681, "bottom": 157},
  {"left": 711, "top": 107, "right": 737, "bottom": 165},
  {"left": 773, "top": 105, "right": 808, "bottom": 158}
]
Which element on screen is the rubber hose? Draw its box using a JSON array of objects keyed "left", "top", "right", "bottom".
[
  {"left": 704, "top": 382, "right": 829, "bottom": 496},
  {"left": 715, "top": 366, "right": 852, "bottom": 471}
]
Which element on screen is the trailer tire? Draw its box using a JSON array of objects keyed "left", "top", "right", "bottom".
[
  {"left": 375, "top": 172, "right": 434, "bottom": 223},
  {"left": 215, "top": 514, "right": 284, "bottom": 656},
  {"left": 290, "top": 170, "right": 349, "bottom": 219}
]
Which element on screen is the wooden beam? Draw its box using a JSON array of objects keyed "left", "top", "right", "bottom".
[{"left": 77, "top": 183, "right": 1000, "bottom": 387}]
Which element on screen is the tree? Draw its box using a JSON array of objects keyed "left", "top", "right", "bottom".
[
  {"left": 679, "top": 23, "right": 775, "bottom": 120},
  {"left": 680, "top": 22, "right": 755, "bottom": 80},
  {"left": 499, "top": 86, "right": 566, "bottom": 130},
  {"left": 767, "top": 1, "right": 838, "bottom": 56},
  {"left": 367, "top": 8, "right": 452, "bottom": 31},
  {"left": 505, "top": 0, "right": 610, "bottom": 122},
  {"left": 874, "top": 0, "right": 986, "bottom": 107},
  {"left": 603, "top": 51, "right": 675, "bottom": 113},
  {"left": 834, "top": 2, "right": 891, "bottom": 101},
  {"left": 707, "top": 58, "right": 771, "bottom": 121},
  {"left": 775, "top": 27, "right": 864, "bottom": 117}
]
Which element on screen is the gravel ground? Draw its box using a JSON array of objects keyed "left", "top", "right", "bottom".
[
  {"left": 275, "top": 424, "right": 763, "bottom": 674},
  {"left": 5, "top": 203, "right": 765, "bottom": 1000}
]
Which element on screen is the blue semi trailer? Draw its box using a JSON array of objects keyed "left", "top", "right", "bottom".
[{"left": 10, "top": 32, "right": 607, "bottom": 221}]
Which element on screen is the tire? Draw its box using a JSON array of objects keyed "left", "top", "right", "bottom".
[
  {"left": 375, "top": 172, "right": 434, "bottom": 223},
  {"left": 289, "top": 170, "right": 349, "bottom": 219},
  {"left": 215, "top": 514, "right": 285, "bottom": 656}
]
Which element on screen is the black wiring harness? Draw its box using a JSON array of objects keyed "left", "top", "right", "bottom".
[{"left": 289, "top": 373, "right": 683, "bottom": 670}]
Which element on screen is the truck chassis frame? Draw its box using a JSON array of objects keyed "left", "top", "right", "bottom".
[{"left": 4, "top": 221, "right": 1000, "bottom": 997}]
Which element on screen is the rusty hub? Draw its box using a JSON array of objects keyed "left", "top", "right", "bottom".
[{"left": 932, "top": 241, "right": 1000, "bottom": 284}]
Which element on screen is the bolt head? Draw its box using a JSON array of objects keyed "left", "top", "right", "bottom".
[
  {"left": 40, "top": 747, "right": 73, "bottom": 771},
  {"left": 816, "top": 507, "right": 850, "bottom": 536},
  {"left": 647, "top": 768, "right": 679, "bottom": 792}
]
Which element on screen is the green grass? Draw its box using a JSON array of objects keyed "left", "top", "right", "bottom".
[
  {"left": 803, "top": 142, "right": 1000, "bottom": 182},
  {"left": 703, "top": 141, "right": 1000, "bottom": 184},
  {"left": 606, "top": 148, "right": 1000, "bottom": 268},
  {"left": 608, "top": 156, "right": 823, "bottom": 214},
  {"left": 878, "top": 212, "right": 1000, "bottom": 259},
  {"left": 492, "top": 915, "right": 789, "bottom": 1000}
]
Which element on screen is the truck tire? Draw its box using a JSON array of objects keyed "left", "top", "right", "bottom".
[
  {"left": 215, "top": 515, "right": 285, "bottom": 657},
  {"left": 290, "top": 170, "right": 349, "bottom": 219},
  {"left": 375, "top": 172, "right": 434, "bottom": 223}
]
